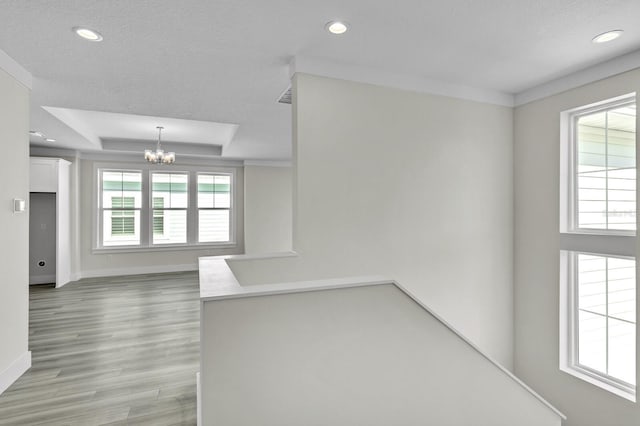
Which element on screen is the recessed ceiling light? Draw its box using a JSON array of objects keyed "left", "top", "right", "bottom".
[
  {"left": 29, "top": 131, "right": 44, "bottom": 138},
  {"left": 45, "top": 138, "right": 56, "bottom": 143},
  {"left": 325, "top": 21, "right": 349, "bottom": 35},
  {"left": 72, "top": 27, "right": 103, "bottom": 42},
  {"left": 592, "top": 30, "right": 623, "bottom": 44}
]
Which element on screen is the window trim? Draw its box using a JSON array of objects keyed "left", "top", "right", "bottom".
[
  {"left": 196, "top": 172, "right": 234, "bottom": 244},
  {"left": 560, "top": 250, "right": 636, "bottom": 401},
  {"left": 149, "top": 171, "right": 190, "bottom": 246},
  {"left": 560, "top": 93, "right": 636, "bottom": 236},
  {"left": 559, "top": 93, "right": 637, "bottom": 401},
  {"left": 93, "top": 162, "right": 238, "bottom": 252}
]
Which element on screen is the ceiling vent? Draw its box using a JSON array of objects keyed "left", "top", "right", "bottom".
[{"left": 278, "top": 86, "right": 292, "bottom": 104}]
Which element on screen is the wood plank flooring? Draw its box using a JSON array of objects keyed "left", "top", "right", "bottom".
[{"left": 0, "top": 272, "right": 200, "bottom": 426}]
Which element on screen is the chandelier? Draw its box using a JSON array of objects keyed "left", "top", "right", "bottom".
[{"left": 144, "top": 126, "right": 176, "bottom": 164}]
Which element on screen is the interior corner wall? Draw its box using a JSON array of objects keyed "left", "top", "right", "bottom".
[
  {"left": 0, "top": 67, "right": 30, "bottom": 381},
  {"left": 291, "top": 73, "right": 515, "bottom": 367},
  {"left": 244, "top": 165, "right": 292, "bottom": 254},
  {"left": 514, "top": 68, "right": 640, "bottom": 425},
  {"left": 76, "top": 159, "right": 245, "bottom": 278}
]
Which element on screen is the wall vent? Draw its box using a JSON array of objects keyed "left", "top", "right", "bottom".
[{"left": 277, "top": 86, "right": 292, "bottom": 104}]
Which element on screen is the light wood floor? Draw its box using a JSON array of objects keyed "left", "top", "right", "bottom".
[{"left": 0, "top": 272, "right": 200, "bottom": 426}]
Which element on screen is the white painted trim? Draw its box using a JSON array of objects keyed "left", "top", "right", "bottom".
[
  {"left": 560, "top": 363, "right": 635, "bottom": 402},
  {"left": 77, "top": 263, "right": 197, "bottom": 280},
  {"left": 198, "top": 255, "right": 566, "bottom": 420},
  {"left": 223, "top": 251, "right": 298, "bottom": 261},
  {"left": 30, "top": 147, "right": 79, "bottom": 159},
  {"left": 559, "top": 250, "right": 636, "bottom": 402},
  {"left": 290, "top": 56, "right": 515, "bottom": 107},
  {"left": 515, "top": 48, "right": 640, "bottom": 106},
  {"left": 91, "top": 243, "right": 238, "bottom": 255},
  {"left": 0, "top": 351, "right": 31, "bottom": 395},
  {"left": 196, "top": 372, "right": 202, "bottom": 426},
  {"left": 290, "top": 49, "right": 640, "bottom": 109},
  {"left": 0, "top": 48, "right": 32, "bottom": 89},
  {"left": 30, "top": 147, "right": 247, "bottom": 166},
  {"left": 82, "top": 151, "right": 245, "bottom": 166},
  {"left": 559, "top": 234, "right": 636, "bottom": 257},
  {"left": 92, "top": 161, "right": 240, "bottom": 251},
  {"left": 395, "top": 281, "right": 567, "bottom": 420},
  {"left": 29, "top": 274, "right": 56, "bottom": 285},
  {"left": 243, "top": 160, "right": 292, "bottom": 168}
]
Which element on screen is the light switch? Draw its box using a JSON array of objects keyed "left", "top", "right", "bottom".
[{"left": 13, "top": 198, "right": 25, "bottom": 213}]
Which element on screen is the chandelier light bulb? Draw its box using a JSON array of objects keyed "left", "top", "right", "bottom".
[{"left": 144, "top": 126, "right": 176, "bottom": 164}]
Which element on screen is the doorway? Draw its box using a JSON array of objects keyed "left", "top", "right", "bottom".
[{"left": 29, "top": 193, "right": 56, "bottom": 285}]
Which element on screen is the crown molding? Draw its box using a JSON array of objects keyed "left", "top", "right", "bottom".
[
  {"left": 244, "top": 160, "right": 292, "bottom": 168},
  {"left": 0, "top": 49, "right": 32, "bottom": 89},
  {"left": 515, "top": 48, "right": 640, "bottom": 106},
  {"left": 290, "top": 56, "right": 515, "bottom": 107},
  {"left": 291, "top": 50, "right": 640, "bottom": 109}
]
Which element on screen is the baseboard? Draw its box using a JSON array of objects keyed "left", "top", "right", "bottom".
[
  {"left": 77, "top": 263, "right": 198, "bottom": 280},
  {"left": 29, "top": 274, "right": 55, "bottom": 285},
  {"left": 0, "top": 351, "right": 31, "bottom": 395},
  {"left": 196, "top": 372, "right": 201, "bottom": 426}
]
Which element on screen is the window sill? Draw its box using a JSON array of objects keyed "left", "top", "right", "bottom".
[
  {"left": 564, "top": 229, "right": 636, "bottom": 237},
  {"left": 560, "top": 365, "right": 636, "bottom": 402},
  {"left": 92, "top": 242, "right": 238, "bottom": 255}
]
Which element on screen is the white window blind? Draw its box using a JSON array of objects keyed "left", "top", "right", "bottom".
[
  {"left": 197, "top": 174, "right": 231, "bottom": 242},
  {"left": 575, "top": 103, "right": 636, "bottom": 231}
]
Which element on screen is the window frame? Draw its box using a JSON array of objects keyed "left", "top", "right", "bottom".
[
  {"left": 97, "top": 168, "right": 144, "bottom": 247},
  {"left": 94, "top": 162, "right": 237, "bottom": 252},
  {"left": 196, "top": 172, "right": 233, "bottom": 244},
  {"left": 560, "top": 250, "right": 636, "bottom": 401},
  {"left": 150, "top": 171, "right": 190, "bottom": 246},
  {"left": 561, "top": 93, "right": 636, "bottom": 236},
  {"left": 559, "top": 92, "right": 637, "bottom": 402}
]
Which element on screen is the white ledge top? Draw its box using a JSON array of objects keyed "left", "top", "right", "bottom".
[
  {"left": 198, "top": 253, "right": 566, "bottom": 421},
  {"left": 198, "top": 254, "right": 389, "bottom": 301}
]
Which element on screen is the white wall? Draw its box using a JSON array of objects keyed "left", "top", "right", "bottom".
[
  {"left": 514, "top": 68, "right": 640, "bottom": 425},
  {"left": 202, "top": 283, "right": 561, "bottom": 426},
  {"left": 244, "top": 165, "right": 292, "bottom": 254},
  {"left": 0, "top": 65, "right": 30, "bottom": 392},
  {"left": 76, "top": 159, "right": 244, "bottom": 278},
  {"left": 229, "top": 73, "right": 515, "bottom": 367}
]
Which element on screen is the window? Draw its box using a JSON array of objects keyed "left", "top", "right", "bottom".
[
  {"left": 101, "top": 171, "right": 142, "bottom": 246},
  {"left": 97, "top": 166, "right": 235, "bottom": 250},
  {"left": 560, "top": 94, "right": 637, "bottom": 401},
  {"left": 151, "top": 172, "right": 188, "bottom": 245},
  {"left": 198, "top": 174, "right": 231, "bottom": 242},
  {"left": 572, "top": 101, "right": 636, "bottom": 232}
]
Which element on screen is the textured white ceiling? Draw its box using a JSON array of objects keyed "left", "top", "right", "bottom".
[{"left": 1, "top": 0, "right": 640, "bottom": 159}]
